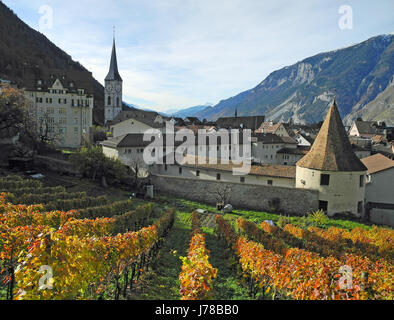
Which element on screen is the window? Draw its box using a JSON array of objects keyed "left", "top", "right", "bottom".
[
  {"left": 116, "top": 97, "right": 120, "bottom": 107},
  {"left": 267, "top": 180, "right": 273, "bottom": 185},
  {"left": 320, "top": 174, "right": 330, "bottom": 186},
  {"left": 216, "top": 173, "right": 221, "bottom": 180},
  {"left": 357, "top": 201, "right": 363, "bottom": 213},
  {"left": 179, "top": 167, "right": 182, "bottom": 175},
  {"left": 196, "top": 170, "right": 200, "bottom": 177},
  {"left": 74, "top": 127, "right": 78, "bottom": 134},
  {"left": 359, "top": 175, "right": 364, "bottom": 187},
  {"left": 108, "top": 96, "right": 111, "bottom": 106},
  {"left": 240, "top": 177, "right": 245, "bottom": 183},
  {"left": 319, "top": 200, "right": 328, "bottom": 212}
]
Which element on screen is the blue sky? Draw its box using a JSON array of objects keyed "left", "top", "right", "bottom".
[{"left": 2, "top": 0, "right": 394, "bottom": 112}]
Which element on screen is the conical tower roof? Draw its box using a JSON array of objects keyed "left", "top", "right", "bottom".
[
  {"left": 105, "top": 37, "right": 122, "bottom": 81},
  {"left": 296, "top": 100, "right": 367, "bottom": 172}
]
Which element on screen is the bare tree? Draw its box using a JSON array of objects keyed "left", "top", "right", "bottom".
[
  {"left": 0, "top": 86, "right": 60, "bottom": 151},
  {"left": 0, "top": 86, "right": 27, "bottom": 133},
  {"left": 212, "top": 184, "right": 233, "bottom": 207},
  {"left": 36, "top": 111, "right": 61, "bottom": 145},
  {"left": 129, "top": 157, "right": 147, "bottom": 188}
]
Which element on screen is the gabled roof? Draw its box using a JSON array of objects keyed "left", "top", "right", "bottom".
[
  {"left": 297, "top": 133, "right": 315, "bottom": 144},
  {"left": 253, "top": 133, "right": 297, "bottom": 144},
  {"left": 360, "top": 153, "right": 394, "bottom": 174},
  {"left": 352, "top": 120, "right": 378, "bottom": 135},
  {"left": 216, "top": 115, "right": 265, "bottom": 130},
  {"left": 280, "top": 136, "right": 298, "bottom": 144},
  {"left": 277, "top": 147, "right": 310, "bottom": 155},
  {"left": 256, "top": 121, "right": 282, "bottom": 134},
  {"left": 179, "top": 155, "right": 296, "bottom": 179},
  {"left": 101, "top": 133, "right": 184, "bottom": 148},
  {"left": 105, "top": 38, "right": 122, "bottom": 81},
  {"left": 108, "top": 109, "right": 164, "bottom": 129},
  {"left": 23, "top": 69, "right": 95, "bottom": 94},
  {"left": 296, "top": 100, "right": 367, "bottom": 172},
  {"left": 185, "top": 117, "right": 201, "bottom": 124}
]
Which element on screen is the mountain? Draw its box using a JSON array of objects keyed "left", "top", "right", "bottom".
[
  {"left": 197, "top": 34, "right": 394, "bottom": 125},
  {"left": 168, "top": 104, "right": 213, "bottom": 119},
  {"left": 0, "top": 1, "right": 105, "bottom": 124},
  {"left": 345, "top": 79, "right": 394, "bottom": 125}
]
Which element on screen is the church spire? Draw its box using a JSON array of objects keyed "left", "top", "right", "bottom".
[{"left": 105, "top": 32, "right": 122, "bottom": 81}]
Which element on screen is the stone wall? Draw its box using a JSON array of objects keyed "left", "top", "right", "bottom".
[
  {"left": 369, "top": 208, "right": 394, "bottom": 227},
  {"left": 152, "top": 174, "right": 319, "bottom": 215},
  {"left": 34, "top": 155, "right": 79, "bottom": 176}
]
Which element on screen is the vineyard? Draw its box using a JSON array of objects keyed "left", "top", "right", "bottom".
[{"left": 0, "top": 174, "right": 393, "bottom": 300}]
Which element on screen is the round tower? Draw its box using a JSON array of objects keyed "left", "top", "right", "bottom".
[{"left": 296, "top": 100, "right": 367, "bottom": 217}]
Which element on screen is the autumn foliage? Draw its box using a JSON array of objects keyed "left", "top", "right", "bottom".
[
  {"left": 217, "top": 215, "right": 393, "bottom": 300},
  {"left": 0, "top": 186, "right": 175, "bottom": 300},
  {"left": 179, "top": 212, "right": 217, "bottom": 300}
]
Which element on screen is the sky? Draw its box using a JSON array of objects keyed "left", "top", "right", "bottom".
[{"left": 2, "top": 0, "right": 394, "bottom": 112}]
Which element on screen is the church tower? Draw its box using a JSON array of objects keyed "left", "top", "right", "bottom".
[
  {"left": 296, "top": 100, "right": 367, "bottom": 218},
  {"left": 104, "top": 35, "right": 122, "bottom": 124}
]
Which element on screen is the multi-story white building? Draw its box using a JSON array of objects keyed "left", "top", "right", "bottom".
[{"left": 24, "top": 72, "right": 94, "bottom": 148}]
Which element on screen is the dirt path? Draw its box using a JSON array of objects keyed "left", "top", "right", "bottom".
[
  {"left": 128, "top": 213, "right": 190, "bottom": 300},
  {"left": 203, "top": 228, "right": 251, "bottom": 300}
]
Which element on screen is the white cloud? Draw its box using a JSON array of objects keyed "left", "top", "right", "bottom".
[{"left": 3, "top": 0, "right": 394, "bottom": 112}]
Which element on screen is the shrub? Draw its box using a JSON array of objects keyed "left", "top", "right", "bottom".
[
  {"left": 307, "top": 209, "right": 329, "bottom": 227},
  {"left": 277, "top": 215, "right": 291, "bottom": 228},
  {"left": 70, "top": 146, "right": 127, "bottom": 186},
  {"left": 13, "top": 192, "right": 86, "bottom": 205},
  {"left": 268, "top": 197, "right": 280, "bottom": 212},
  {"left": 78, "top": 199, "right": 139, "bottom": 219},
  {"left": 43, "top": 196, "right": 109, "bottom": 211}
]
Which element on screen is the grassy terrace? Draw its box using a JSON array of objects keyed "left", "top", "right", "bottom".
[
  {"left": 130, "top": 210, "right": 251, "bottom": 300},
  {"left": 159, "top": 196, "right": 376, "bottom": 231}
]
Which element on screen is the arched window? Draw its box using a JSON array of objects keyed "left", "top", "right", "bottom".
[
  {"left": 116, "top": 97, "right": 120, "bottom": 107},
  {"left": 107, "top": 96, "right": 111, "bottom": 106}
]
